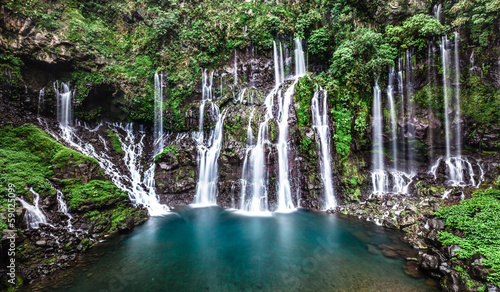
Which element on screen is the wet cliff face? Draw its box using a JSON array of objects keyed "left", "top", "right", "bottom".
[{"left": 151, "top": 47, "right": 331, "bottom": 211}]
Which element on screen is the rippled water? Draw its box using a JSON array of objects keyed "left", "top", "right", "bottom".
[{"left": 36, "top": 207, "right": 437, "bottom": 292}]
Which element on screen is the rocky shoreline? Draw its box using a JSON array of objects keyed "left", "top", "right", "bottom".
[{"left": 336, "top": 176, "right": 500, "bottom": 292}]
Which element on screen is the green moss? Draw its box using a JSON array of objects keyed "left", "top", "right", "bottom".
[
  {"left": 0, "top": 125, "right": 136, "bottom": 235},
  {"left": 63, "top": 180, "right": 128, "bottom": 210},
  {"left": 294, "top": 77, "right": 315, "bottom": 127},
  {"left": 437, "top": 181, "right": 500, "bottom": 286},
  {"left": 332, "top": 108, "right": 352, "bottom": 156},
  {"left": 155, "top": 145, "right": 179, "bottom": 161},
  {"left": 106, "top": 129, "right": 123, "bottom": 154},
  {"left": 268, "top": 120, "right": 278, "bottom": 143},
  {"left": 298, "top": 137, "right": 317, "bottom": 158}
]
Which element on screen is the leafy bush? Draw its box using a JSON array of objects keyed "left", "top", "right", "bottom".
[
  {"left": 386, "top": 14, "right": 445, "bottom": 52},
  {"left": 437, "top": 184, "right": 500, "bottom": 285},
  {"left": 294, "top": 77, "right": 315, "bottom": 127},
  {"left": 106, "top": 130, "right": 123, "bottom": 154},
  {"left": 332, "top": 108, "right": 352, "bottom": 156}
]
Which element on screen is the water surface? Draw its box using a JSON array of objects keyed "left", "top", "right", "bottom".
[{"left": 38, "top": 207, "right": 436, "bottom": 291}]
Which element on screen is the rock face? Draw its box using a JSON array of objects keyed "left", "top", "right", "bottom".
[
  {"left": 154, "top": 73, "right": 328, "bottom": 211},
  {"left": 155, "top": 136, "right": 198, "bottom": 206},
  {"left": 0, "top": 7, "right": 92, "bottom": 65}
]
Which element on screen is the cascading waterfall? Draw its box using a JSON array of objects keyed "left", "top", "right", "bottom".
[
  {"left": 276, "top": 39, "right": 306, "bottom": 211},
  {"left": 193, "top": 70, "right": 226, "bottom": 206},
  {"left": 280, "top": 42, "right": 285, "bottom": 84},
  {"left": 433, "top": 4, "right": 442, "bottom": 22},
  {"left": 294, "top": 39, "right": 306, "bottom": 76},
  {"left": 240, "top": 110, "right": 270, "bottom": 213},
  {"left": 47, "top": 180, "right": 73, "bottom": 230},
  {"left": 311, "top": 87, "right": 336, "bottom": 209},
  {"left": 118, "top": 123, "right": 169, "bottom": 215},
  {"left": 37, "top": 88, "right": 45, "bottom": 117},
  {"left": 405, "top": 50, "right": 416, "bottom": 173},
  {"left": 18, "top": 188, "right": 48, "bottom": 229},
  {"left": 276, "top": 80, "right": 297, "bottom": 210},
  {"left": 397, "top": 57, "right": 407, "bottom": 172},
  {"left": 371, "top": 81, "right": 387, "bottom": 195},
  {"left": 238, "top": 42, "right": 284, "bottom": 213},
  {"left": 154, "top": 72, "right": 164, "bottom": 156},
  {"left": 387, "top": 68, "right": 398, "bottom": 171},
  {"left": 387, "top": 68, "right": 414, "bottom": 194},
  {"left": 441, "top": 36, "right": 452, "bottom": 160},
  {"left": 273, "top": 41, "right": 282, "bottom": 87},
  {"left": 54, "top": 81, "right": 73, "bottom": 140},
  {"left": 45, "top": 108, "right": 169, "bottom": 215},
  {"left": 436, "top": 33, "right": 481, "bottom": 186}
]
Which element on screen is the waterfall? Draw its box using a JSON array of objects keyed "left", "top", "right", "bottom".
[
  {"left": 386, "top": 68, "right": 414, "bottom": 194},
  {"left": 311, "top": 87, "right": 336, "bottom": 209},
  {"left": 273, "top": 41, "right": 283, "bottom": 87},
  {"left": 154, "top": 72, "right": 164, "bottom": 156},
  {"left": 276, "top": 79, "right": 297, "bottom": 210},
  {"left": 119, "top": 123, "right": 169, "bottom": 215},
  {"left": 54, "top": 81, "right": 73, "bottom": 140},
  {"left": 433, "top": 4, "right": 442, "bottom": 23},
  {"left": 434, "top": 33, "right": 481, "bottom": 187},
  {"left": 47, "top": 180, "right": 73, "bottom": 230},
  {"left": 246, "top": 110, "right": 254, "bottom": 146},
  {"left": 387, "top": 68, "right": 398, "bottom": 171},
  {"left": 18, "top": 188, "right": 48, "bottom": 229},
  {"left": 405, "top": 50, "right": 416, "bottom": 172},
  {"left": 237, "top": 87, "right": 247, "bottom": 103},
  {"left": 397, "top": 57, "right": 407, "bottom": 172},
  {"left": 441, "top": 36, "right": 452, "bottom": 160},
  {"left": 43, "top": 118, "right": 169, "bottom": 215},
  {"left": 276, "top": 39, "right": 306, "bottom": 211},
  {"left": 280, "top": 42, "right": 285, "bottom": 83},
  {"left": 371, "top": 81, "right": 387, "bottom": 194},
  {"left": 193, "top": 70, "right": 226, "bottom": 206},
  {"left": 37, "top": 88, "right": 45, "bottom": 117},
  {"left": 240, "top": 110, "right": 270, "bottom": 213},
  {"left": 238, "top": 41, "right": 286, "bottom": 213},
  {"left": 294, "top": 39, "right": 306, "bottom": 76}
]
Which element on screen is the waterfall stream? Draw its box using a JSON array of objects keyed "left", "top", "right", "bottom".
[
  {"left": 42, "top": 117, "right": 169, "bottom": 215},
  {"left": 154, "top": 72, "right": 165, "bottom": 156},
  {"left": 47, "top": 180, "right": 73, "bottom": 230},
  {"left": 311, "top": 87, "right": 336, "bottom": 209},
  {"left": 435, "top": 33, "right": 481, "bottom": 186},
  {"left": 54, "top": 81, "right": 74, "bottom": 141},
  {"left": 193, "top": 70, "right": 226, "bottom": 206},
  {"left": 37, "top": 88, "right": 45, "bottom": 117},
  {"left": 18, "top": 188, "right": 49, "bottom": 229},
  {"left": 371, "top": 81, "right": 387, "bottom": 195},
  {"left": 275, "top": 39, "right": 306, "bottom": 211}
]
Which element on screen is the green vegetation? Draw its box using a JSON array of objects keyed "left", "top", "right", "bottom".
[
  {"left": 155, "top": 145, "right": 180, "bottom": 161},
  {"left": 106, "top": 129, "right": 123, "bottom": 154},
  {"left": 62, "top": 180, "right": 128, "bottom": 210},
  {"left": 294, "top": 77, "right": 315, "bottom": 127},
  {"left": 298, "top": 137, "right": 316, "bottom": 158},
  {"left": 437, "top": 178, "right": 500, "bottom": 286},
  {"left": 338, "top": 158, "right": 366, "bottom": 202},
  {"left": 0, "top": 125, "right": 142, "bottom": 235},
  {"left": 385, "top": 14, "right": 445, "bottom": 53},
  {"left": 2, "top": 0, "right": 499, "bottom": 154},
  {"left": 332, "top": 108, "right": 352, "bottom": 156}
]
